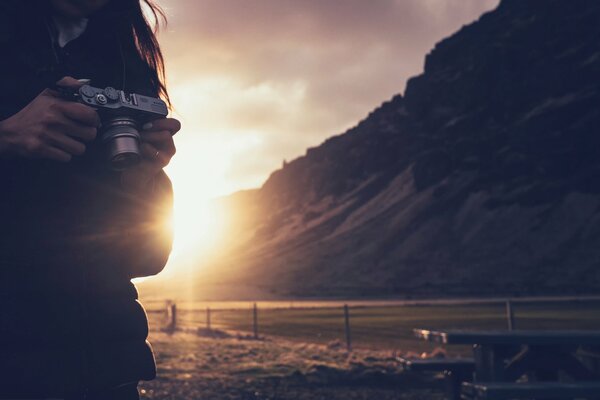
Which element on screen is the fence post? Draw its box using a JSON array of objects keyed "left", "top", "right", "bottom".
[
  {"left": 253, "top": 302, "right": 259, "bottom": 339},
  {"left": 506, "top": 300, "right": 515, "bottom": 331},
  {"left": 206, "top": 307, "right": 211, "bottom": 331},
  {"left": 344, "top": 304, "right": 352, "bottom": 351},
  {"left": 166, "top": 301, "right": 177, "bottom": 333}
]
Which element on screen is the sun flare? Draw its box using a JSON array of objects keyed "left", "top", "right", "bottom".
[
  {"left": 165, "top": 161, "right": 225, "bottom": 261},
  {"left": 171, "top": 194, "right": 222, "bottom": 258}
]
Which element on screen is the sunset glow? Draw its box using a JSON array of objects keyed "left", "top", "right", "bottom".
[
  {"left": 164, "top": 138, "right": 226, "bottom": 259},
  {"left": 153, "top": 0, "right": 499, "bottom": 275}
]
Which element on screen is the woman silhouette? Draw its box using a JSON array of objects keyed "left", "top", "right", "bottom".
[{"left": 0, "top": 1, "right": 178, "bottom": 398}]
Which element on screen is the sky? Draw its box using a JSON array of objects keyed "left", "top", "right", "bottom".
[{"left": 151, "top": 0, "right": 500, "bottom": 260}]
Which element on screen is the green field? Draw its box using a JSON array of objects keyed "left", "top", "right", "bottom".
[{"left": 146, "top": 300, "right": 600, "bottom": 354}]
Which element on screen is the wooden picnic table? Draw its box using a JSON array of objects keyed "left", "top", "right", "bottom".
[{"left": 414, "top": 329, "right": 600, "bottom": 382}]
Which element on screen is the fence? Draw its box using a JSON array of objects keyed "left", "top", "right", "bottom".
[{"left": 144, "top": 297, "right": 600, "bottom": 352}]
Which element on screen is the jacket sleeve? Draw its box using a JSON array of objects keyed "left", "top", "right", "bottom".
[
  {"left": 97, "top": 170, "right": 174, "bottom": 279},
  {"left": 0, "top": 3, "right": 19, "bottom": 122},
  {"left": 0, "top": 3, "right": 16, "bottom": 43}
]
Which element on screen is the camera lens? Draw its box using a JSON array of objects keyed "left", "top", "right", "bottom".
[{"left": 101, "top": 117, "right": 142, "bottom": 171}]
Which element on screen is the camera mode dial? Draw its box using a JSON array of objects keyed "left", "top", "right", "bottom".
[
  {"left": 80, "top": 85, "right": 95, "bottom": 98},
  {"left": 104, "top": 87, "right": 120, "bottom": 101}
]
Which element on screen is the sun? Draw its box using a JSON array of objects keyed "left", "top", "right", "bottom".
[
  {"left": 164, "top": 155, "right": 225, "bottom": 261},
  {"left": 170, "top": 191, "right": 223, "bottom": 258}
]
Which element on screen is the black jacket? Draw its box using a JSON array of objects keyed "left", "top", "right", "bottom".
[{"left": 0, "top": 2, "right": 173, "bottom": 397}]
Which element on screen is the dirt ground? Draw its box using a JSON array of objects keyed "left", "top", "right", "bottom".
[{"left": 139, "top": 330, "right": 445, "bottom": 400}]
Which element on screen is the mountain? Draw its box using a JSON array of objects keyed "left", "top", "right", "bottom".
[{"left": 143, "top": 0, "right": 600, "bottom": 300}]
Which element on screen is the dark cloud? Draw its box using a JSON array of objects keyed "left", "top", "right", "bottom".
[{"left": 157, "top": 0, "right": 499, "bottom": 194}]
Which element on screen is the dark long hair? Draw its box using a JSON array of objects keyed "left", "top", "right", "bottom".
[
  {"left": 28, "top": 0, "right": 171, "bottom": 106},
  {"left": 98, "top": 0, "right": 171, "bottom": 106}
]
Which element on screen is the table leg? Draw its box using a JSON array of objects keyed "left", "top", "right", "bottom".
[
  {"left": 444, "top": 370, "right": 461, "bottom": 400},
  {"left": 473, "top": 344, "right": 511, "bottom": 382},
  {"left": 549, "top": 349, "right": 598, "bottom": 380},
  {"left": 503, "top": 347, "right": 533, "bottom": 381},
  {"left": 505, "top": 345, "right": 598, "bottom": 382},
  {"left": 444, "top": 367, "right": 474, "bottom": 400}
]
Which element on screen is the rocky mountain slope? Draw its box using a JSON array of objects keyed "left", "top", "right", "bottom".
[{"left": 154, "top": 0, "right": 600, "bottom": 299}]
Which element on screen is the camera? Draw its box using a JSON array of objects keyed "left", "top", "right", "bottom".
[{"left": 66, "top": 85, "right": 169, "bottom": 170}]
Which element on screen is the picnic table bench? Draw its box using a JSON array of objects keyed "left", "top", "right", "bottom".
[
  {"left": 397, "top": 356, "right": 475, "bottom": 400},
  {"left": 414, "top": 329, "right": 600, "bottom": 400},
  {"left": 461, "top": 381, "right": 600, "bottom": 400},
  {"left": 398, "top": 357, "right": 475, "bottom": 373}
]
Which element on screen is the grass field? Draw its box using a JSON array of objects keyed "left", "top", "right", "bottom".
[
  {"left": 146, "top": 300, "right": 600, "bottom": 354},
  {"left": 141, "top": 300, "right": 600, "bottom": 399}
]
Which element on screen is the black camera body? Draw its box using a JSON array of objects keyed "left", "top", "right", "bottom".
[{"left": 73, "top": 85, "right": 168, "bottom": 170}]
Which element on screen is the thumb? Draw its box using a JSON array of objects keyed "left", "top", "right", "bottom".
[
  {"left": 56, "top": 76, "right": 89, "bottom": 89},
  {"left": 43, "top": 76, "right": 90, "bottom": 98}
]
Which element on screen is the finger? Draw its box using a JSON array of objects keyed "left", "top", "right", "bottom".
[
  {"left": 55, "top": 76, "right": 87, "bottom": 90},
  {"left": 142, "top": 118, "right": 181, "bottom": 135},
  {"left": 141, "top": 130, "right": 172, "bottom": 144},
  {"left": 58, "top": 102, "right": 101, "bottom": 128},
  {"left": 141, "top": 142, "right": 170, "bottom": 167},
  {"left": 147, "top": 131, "right": 176, "bottom": 158},
  {"left": 47, "top": 117, "right": 97, "bottom": 142},
  {"left": 162, "top": 136, "right": 176, "bottom": 157},
  {"left": 141, "top": 131, "right": 176, "bottom": 157},
  {"left": 46, "top": 132, "right": 86, "bottom": 156},
  {"left": 67, "top": 125, "right": 97, "bottom": 142},
  {"left": 41, "top": 77, "right": 84, "bottom": 99},
  {"left": 39, "top": 145, "right": 72, "bottom": 163}
]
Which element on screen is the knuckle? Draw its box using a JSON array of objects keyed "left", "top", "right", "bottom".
[
  {"left": 141, "top": 143, "right": 153, "bottom": 153},
  {"left": 47, "top": 102, "right": 60, "bottom": 112},
  {"left": 25, "top": 139, "right": 42, "bottom": 154},
  {"left": 65, "top": 102, "right": 78, "bottom": 112},
  {"left": 42, "top": 111, "right": 56, "bottom": 126},
  {"left": 80, "top": 105, "right": 99, "bottom": 124},
  {"left": 69, "top": 103, "right": 85, "bottom": 117},
  {"left": 69, "top": 104, "right": 87, "bottom": 119},
  {"left": 82, "top": 127, "right": 97, "bottom": 141},
  {"left": 74, "top": 103, "right": 88, "bottom": 114},
  {"left": 75, "top": 143, "right": 86, "bottom": 155},
  {"left": 160, "top": 131, "right": 171, "bottom": 140},
  {"left": 48, "top": 103, "right": 64, "bottom": 118},
  {"left": 38, "top": 131, "right": 50, "bottom": 143},
  {"left": 31, "top": 126, "right": 44, "bottom": 137}
]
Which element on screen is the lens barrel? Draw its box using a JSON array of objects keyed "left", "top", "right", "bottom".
[{"left": 101, "top": 117, "right": 142, "bottom": 171}]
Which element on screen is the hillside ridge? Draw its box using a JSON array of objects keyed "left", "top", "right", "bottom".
[{"left": 142, "top": 0, "right": 600, "bottom": 300}]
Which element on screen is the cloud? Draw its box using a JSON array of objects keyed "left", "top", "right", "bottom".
[{"left": 157, "top": 0, "right": 499, "bottom": 195}]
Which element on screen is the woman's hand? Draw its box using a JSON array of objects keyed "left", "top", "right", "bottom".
[
  {"left": 0, "top": 77, "right": 99, "bottom": 161},
  {"left": 120, "top": 117, "right": 179, "bottom": 191}
]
